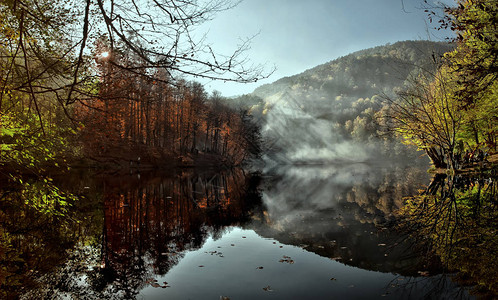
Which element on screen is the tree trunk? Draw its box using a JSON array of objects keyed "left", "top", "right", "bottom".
[{"left": 426, "top": 147, "right": 447, "bottom": 169}]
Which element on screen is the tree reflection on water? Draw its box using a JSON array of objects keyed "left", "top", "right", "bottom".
[
  {"left": 95, "top": 170, "right": 261, "bottom": 298},
  {"left": 398, "top": 173, "right": 498, "bottom": 298},
  {"left": 3, "top": 169, "right": 261, "bottom": 299},
  {"left": 2, "top": 165, "right": 494, "bottom": 299}
]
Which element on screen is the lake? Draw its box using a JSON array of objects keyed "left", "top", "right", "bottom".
[{"left": 3, "top": 162, "right": 495, "bottom": 299}]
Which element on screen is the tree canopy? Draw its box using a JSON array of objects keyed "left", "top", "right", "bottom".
[{"left": 389, "top": 0, "right": 497, "bottom": 169}]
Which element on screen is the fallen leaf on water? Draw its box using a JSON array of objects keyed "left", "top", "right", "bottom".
[
  {"left": 231, "top": 244, "right": 235, "bottom": 246},
  {"left": 378, "top": 243, "right": 386, "bottom": 246},
  {"left": 330, "top": 278, "right": 337, "bottom": 281},
  {"left": 151, "top": 283, "right": 161, "bottom": 288},
  {"left": 417, "top": 271, "right": 430, "bottom": 277},
  {"left": 279, "top": 246, "right": 283, "bottom": 248},
  {"left": 220, "top": 297, "right": 230, "bottom": 300},
  {"left": 279, "top": 255, "right": 294, "bottom": 264},
  {"left": 331, "top": 257, "right": 342, "bottom": 261},
  {"left": 256, "top": 266, "right": 264, "bottom": 269},
  {"left": 199, "top": 265, "right": 204, "bottom": 268},
  {"left": 263, "top": 285, "right": 273, "bottom": 292},
  {"left": 242, "top": 236, "right": 246, "bottom": 238}
]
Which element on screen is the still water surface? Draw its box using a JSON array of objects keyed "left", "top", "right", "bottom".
[{"left": 12, "top": 162, "right": 489, "bottom": 299}]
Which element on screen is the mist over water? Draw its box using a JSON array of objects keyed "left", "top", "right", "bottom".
[{"left": 260, "top": 163, "right": 430, "bottom": 231}]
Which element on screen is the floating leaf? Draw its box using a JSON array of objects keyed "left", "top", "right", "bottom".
[
  {"left": 256, "top": 266, "right": 264, "bottom": 269},
  {"left": 279, "top": 255, "right": 294, "bottom": 264},
  {"left": 262, "top": 285, "right": 273, "bottom": 292}
]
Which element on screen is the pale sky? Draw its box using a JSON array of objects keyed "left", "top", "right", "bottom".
[{"left": 194, "top": 0, "right": 455, "bottom": 97}]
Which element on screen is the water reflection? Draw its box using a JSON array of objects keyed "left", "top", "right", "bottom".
[
  {"left": 15, "top": 169, "right": 261, "bottom": 299},
  {"left": 98, "top": 170, "right": 261, "bottom": 298},
  {"left": 3, "top": 163, "right": 490, "bottom": 298},
  {"left": 0, "top": 173, "right": 103, "bottom": 299},
  {"left": 252, "top": 163, "right": 435, "bottom": 275},
  {"left": 398, "top": 173, "right": 498, "bottom": 298}
]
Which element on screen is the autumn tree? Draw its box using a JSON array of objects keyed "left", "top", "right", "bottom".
[
  {"left": 388, "top": 66, "right": 463, "bottom": 169},
  {"left": 388, "top": 0, "right": 497, "bottom": 169},
  {"left": 442, "top": 0, "right": 498, "bottom": 151}
]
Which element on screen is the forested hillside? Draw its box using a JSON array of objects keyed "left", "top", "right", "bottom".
[{"left": 235, "top": 41, "right": 455, "bottom": 163}]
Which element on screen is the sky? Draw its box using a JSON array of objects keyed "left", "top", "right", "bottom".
[{"left": 193, "top": 0, "right": 455, "bottom": 97}]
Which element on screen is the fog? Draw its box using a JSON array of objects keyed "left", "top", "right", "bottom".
[
  {"left": 242, "top": 41, "right": 451, "bottom": 166},
  {"left": 260, "top": 93, "right": 369, "bottom": 164},
  {"left": 254, "top": 89, "right": 407, "bottom": 166}
]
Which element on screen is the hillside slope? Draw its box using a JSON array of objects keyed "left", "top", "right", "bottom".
[{"left": 236, "top": 40, "right": 454, "bottom": 164}]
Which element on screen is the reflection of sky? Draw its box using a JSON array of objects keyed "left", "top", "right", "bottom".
[{"left": 140, "top": 228, "right": 465, "bottom": 299}]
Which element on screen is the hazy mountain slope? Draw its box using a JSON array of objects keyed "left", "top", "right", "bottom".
[
  {"left": 252, "top": 40, "right": 453, "bottom": 102},
  {"left": 237, "top": 40, "right": 454, "bottom": 164}
]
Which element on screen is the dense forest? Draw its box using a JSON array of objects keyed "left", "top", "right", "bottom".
[
  {"left": 0, "top": 0, "right": 266, "bottom": 200},
  {"left": 76, "top": 51, "right": 262, "bottom": 168}
]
